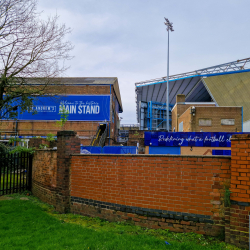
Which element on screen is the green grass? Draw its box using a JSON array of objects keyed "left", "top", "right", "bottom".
[{"left": 0, "top": 194, "right": 242, "bottom": 250}]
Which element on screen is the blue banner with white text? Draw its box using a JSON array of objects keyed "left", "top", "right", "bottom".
[
  {"left": 144, "top": 132, "right": 248, "bottom": 148},
  {"left": 17, "top": 95, "right": 111, "bottom": 121}
]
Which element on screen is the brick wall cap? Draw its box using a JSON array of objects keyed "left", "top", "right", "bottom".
[
  {"left": 57, "top": 130, "right": 76, "bottom": 137},
  {"left": 35, "top": 149, "right": 57, "bottom": 151},
  {"left": 231, "top": 134, "right": 250, "bottom": 140},
  {"left": 71, "top": 154, "right": 231, "bottom": 158}
]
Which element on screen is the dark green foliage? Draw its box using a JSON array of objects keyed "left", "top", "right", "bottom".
[
  {"left": 224, "top": 188, "right": 232, "bottom": 207},
  {"left": 8, "top": 137, "right": 22, "bottom": 145},
  {"left": 46, "top": 133, "right": 56, "bottom": 142},
  {"left": 39, "top": 143, "right": 49, "bottom": 149},
  {"left": 9, "top": 146, "right": 35, "bottom": 154},
  {"left": 0, "top": 142, "right": 11, "bottom": 154}
]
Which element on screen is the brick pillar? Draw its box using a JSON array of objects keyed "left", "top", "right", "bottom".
[
  {"left": 56, "top": 131, "right": 80, "bottom": 213},
  {"left": 226, "top": 134, "right": 250, "bottom": 249}
]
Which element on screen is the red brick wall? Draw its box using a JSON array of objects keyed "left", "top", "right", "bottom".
[
  {"left": 127, "top": 130, "right": 145, "bottom": 153},
  {"left": 32, "top": 149, "right": 57, "bottom": 206},
  {"left": 56, "top": 131, "right": 80, "bottom": 212},
  {"left": 30, "top": 130, "right": 250, "bottom": 249},
  {"left": 70, "top": 154, "right": 231, "bottom": 235},
  {"left": 230, "top": 134, "right": 250, "bottom": 202},
  {"left": 225, "top": 134, "right": 250, "bottom": 249},
  {"left": 32, "top": 131, "right": 80, "bottom": 212}
]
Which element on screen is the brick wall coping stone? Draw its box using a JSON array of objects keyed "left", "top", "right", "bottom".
[
  {"left": 71, "top": 196, "right": 214, "bottom": 224},
  {"left": 231, "top": 200, "right": 250, "bottom": 207},
  {"left": 71, "top": 154, "right": 231, "bottom": 158},
  {"left": 35, "top": 149, "right": 57, "bottom": 151},
  {"left": 231, "top": 134, "right": 250, "bottom": 140},
  {"left": 57, "top": 130, "right": 76, "bottom": 136}
]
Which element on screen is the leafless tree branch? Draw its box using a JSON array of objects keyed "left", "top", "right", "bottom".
[{"left": 0, "top": 0, "right": 73, "bottom": 119}]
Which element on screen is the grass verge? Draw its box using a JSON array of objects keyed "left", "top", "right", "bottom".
[{"left": 0, "top": 194, "right": 242, "bottom": 250}]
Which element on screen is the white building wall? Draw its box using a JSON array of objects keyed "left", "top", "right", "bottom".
[{"left": 243, "top": 120, "right": 250, "bottom": 132}]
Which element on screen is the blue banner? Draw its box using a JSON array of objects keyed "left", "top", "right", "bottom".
[
  {"left": 80, "top": 146, "right": 138, "bottom": 154},
  {"left": 17, "top": 95, "right": 111, "bottom": 121},
  {"left": 144, "top": 132, "right": 247, "bottom": 148}
]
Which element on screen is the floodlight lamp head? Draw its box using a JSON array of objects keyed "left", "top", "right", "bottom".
[{"left": 164, "top": 17, "right": 174, "bottom": 32}]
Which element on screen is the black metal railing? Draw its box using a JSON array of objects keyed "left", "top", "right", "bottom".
[
  {"left": 0, "top": 152, "right": 32, "bottom": 196},
  {"left": 90, "top": 125, "right": 100, "bottom": 146},
  {"left": 98, "top": 126, "right": 108, "bottom": 147}
]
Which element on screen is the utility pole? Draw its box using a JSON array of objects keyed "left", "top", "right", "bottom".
[{"left": 164, "top": 18, "right": 174, "bottom": 131}]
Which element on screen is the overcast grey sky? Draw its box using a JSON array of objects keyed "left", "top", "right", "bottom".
[{"left": 38, "top": 0, "right": 250, "bottom": 124}]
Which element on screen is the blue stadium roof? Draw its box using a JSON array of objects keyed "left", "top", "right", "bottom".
[{"left": 135, "top": 57, "right": 250, "bottom": 121}]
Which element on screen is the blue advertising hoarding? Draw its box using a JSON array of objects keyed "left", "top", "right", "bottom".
[
  {"left": 80, "top": 146, "right": 138, "bottom": 154},
  {"left": 17, "top": 95, "right": 111, "bottom": 121},
  {"left": 145, "top": 132, "right": 247, "bottom": 148}
]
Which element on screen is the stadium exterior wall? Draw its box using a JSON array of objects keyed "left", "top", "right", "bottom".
[
  {"left": 177, "top": 106, "right": 242, "bottom": 132},
  {"left": 0, "top": 84, "right": 121, "bottom": 145},
  {"left": 172, "top": 95, "right": 242, "bottom": 133},
  {"left": 171, "top": 95, "right": 215, "bottom": 132}
]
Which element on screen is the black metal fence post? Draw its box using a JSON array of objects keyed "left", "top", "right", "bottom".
[
  {"left": 28, "top": 153, "right": 33, "bottom": 191},
  {"left": 0, "top": 152, "right": 33, "bottom": 196}
]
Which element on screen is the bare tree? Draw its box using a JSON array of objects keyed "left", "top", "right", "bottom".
[
  {"left": 0, "top": 0, "right": 36, "bottom": 39},
  {"left": 0, "top": 0, "right": 73, "bottom": 119}
]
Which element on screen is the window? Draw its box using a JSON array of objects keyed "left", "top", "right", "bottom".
[
  {"left": 179, "top": 121, "right": 183, "bottom": 132},
  {"left": 199, "top": 119, "right": 212, "bottom": 126},
  {"left": 221, "top": 119, "right": 235, "bottom": 125}
]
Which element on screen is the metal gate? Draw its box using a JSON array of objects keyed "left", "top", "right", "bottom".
[{"left": 0, "top": 153, "right": 32, "bottom": 195}]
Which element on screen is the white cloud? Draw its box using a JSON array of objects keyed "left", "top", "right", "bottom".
[{"left": 37, "top": 0, "right": 250, "bottom": 124}]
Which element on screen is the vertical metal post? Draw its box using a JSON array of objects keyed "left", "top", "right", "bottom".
[
  {"left": 242, "top": 106, "right": 243, "bottom": 132},
  {"left": 28, "top": 153, "right": 33, "bottom": 191},
  {"left": 6, "top": 155, "right": 8, "bottom": 194},
  {"left": 13, "top": 153, "right": 16, "bottom": 193},
  {"left": 109, "top": 84, "right": 111, "bottom": 145},
  {"left": 150, "top": 101, "right": 152, "bottom": 130},
  {"left": 164, "top": 17, "right": 173, "bottom": 131},
  {"left": 19, "top": 153, "right": 22, "bottom": 192},
  {"left": 14, "top": 106, "right": 19, "bottom": 147},
  {"left": 147, "top": 101, "right": 150, "bottom": 130},
  {"left": 9, "top": 153, "right": 12, "bottom": 194},
  {"left": 22, "top": 153, "right": 25, "bottom": 191},
  {"left": 0, "top": 155, "right": 2, "bottom": 195},
  {"left": 3, "top": 155, "right": 5, "bottom": 195},
  {"left": 166, "top": 29, "right": 170, "bottom": 131},
  {"left": 16, "top": 153, "right": 19, "bottom": 192}
]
